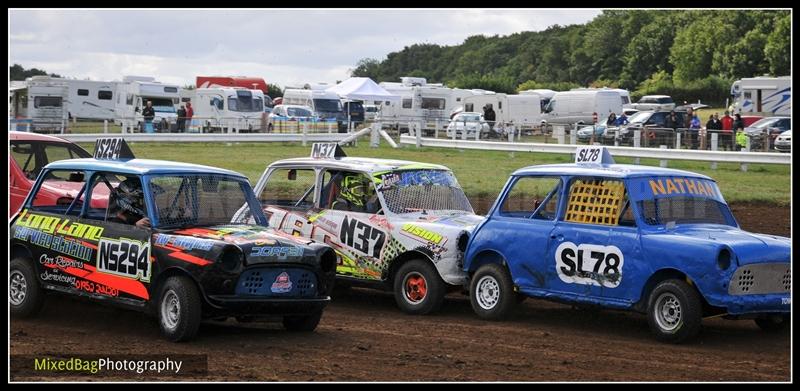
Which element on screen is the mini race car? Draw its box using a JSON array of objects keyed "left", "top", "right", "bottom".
[
  {"left": 10, "top": 139, "right": 337, "bottom": 341},
  {"left": 463, "top": 146, "right": 790, "bottom": 343},
  {"left": 250, "top": 143, "right": 484, "bottom": 314}
]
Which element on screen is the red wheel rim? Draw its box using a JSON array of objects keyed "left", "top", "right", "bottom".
[{"left": 404, "top": 272, "right": 427, "bottom": 303}]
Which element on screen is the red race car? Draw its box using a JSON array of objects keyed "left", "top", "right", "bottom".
[{"left": 9, "top": 132, "right": 109, "bottom": 217}]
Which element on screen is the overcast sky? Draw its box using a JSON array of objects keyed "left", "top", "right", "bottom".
[{"left": 9, "top": 9, "right": 601, "bottom": 88}]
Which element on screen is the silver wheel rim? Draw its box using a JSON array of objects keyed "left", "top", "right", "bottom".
[
  {"left": 10, "top": 270, "right": 27, "bottom": 306},
  {"left": 476, "top": 275, "right": 500, "bottom": 310},
  {"left": 654, "top": 292, "right": 682, "bottom": 332},
  {"left": 161, "top": 290, "right": 180, "bottom": 330}
]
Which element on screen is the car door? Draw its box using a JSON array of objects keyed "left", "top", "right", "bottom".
[
  {"left": 487, "top": 175, "right": 563, "bottom": 291},
  {"left": 544, "top": 176, "right": 643, "bottom": 307}
]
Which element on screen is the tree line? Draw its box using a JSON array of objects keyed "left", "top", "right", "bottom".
[{"left": 351, "top": 10, "right": 790, "bottom": 106}]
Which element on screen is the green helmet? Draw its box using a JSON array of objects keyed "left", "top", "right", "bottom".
[{"left": 341, "top": 175, "right": 371, "bottom": 207}]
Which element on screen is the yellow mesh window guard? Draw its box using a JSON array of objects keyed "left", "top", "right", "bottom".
[{"left": 565, "top": 179, "right": 626, "bottom": 226}]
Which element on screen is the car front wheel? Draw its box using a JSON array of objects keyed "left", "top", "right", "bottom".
[
  {"left": 646, "top": 279, "right": 702, "bottom": 343},
  {"left": 470, "top": 263, "right": 517, "bottom": 320},
  {"left": 10, "top": 258, "right": 45, "bottom": 318},
  {"left": 393, "top": 259, "right": 445, "bottom": 315},
  {"left": 158, "top": 276, "right": 202, "bottom": 342}
]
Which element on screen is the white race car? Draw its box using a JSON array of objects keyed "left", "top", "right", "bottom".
[{"left": 250, "top": 144, "right": 485, "bottom": 314}]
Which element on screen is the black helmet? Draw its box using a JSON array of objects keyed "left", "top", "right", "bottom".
[{"left": 113, "top": 178, "right": 146, "bottom": 217}]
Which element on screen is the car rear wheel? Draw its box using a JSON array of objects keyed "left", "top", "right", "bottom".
[
  {"left": 283, "top": 310, "right": 323, "bottom": 332},
  {"left": 469, "top": 263, "right": 517, "bottom": 320},
  {"left": 646, "top": 279, "right": 702, "bottom": 343},
  {"left": 393, "top": 259, "right": 446, "bottom": 315},
  {"left": 158, "top": 276, "right": 202, "bottom": 342},
  {"left": 754, "top": 314, "right": 789, "bottom": 331},
  {"left": 10, "top": 258, "right": 45, "bottom": 318}
]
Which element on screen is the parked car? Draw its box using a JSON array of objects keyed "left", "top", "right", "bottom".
[
  {"left": 773, "top": 130, "right": 791, "bottom": 153},
  {"left": 610, "top": 110, "right": 688, "bottom": 146},
  {"left": 447, "top": 112, "right": 490, "bottom": 137},
  {"left": 9, "top": 131, "right": 93, "bottom": 217},
  {"left": 576, "top": 114, "right": 618, "bottom": 142},
  {"left": 266, "top": 104, "right": 318, "bottom": 133},
  {"left": 464, "top": 146, "right": 790, "bottom": 343},
  {"left": 744, "top": 116, "right": 791, "bottom": 149},
  {"left": 628, "top": 95, "right": 676, "bottom": 111},
  {"left": 10, "top": 139, "right": 337, "bottom": 341},
  {"left": 251, "top": 144, "right": 485, "bottom": 314},
  {"left": 364, "top": 104, "right": 380, "bottom": 122}
]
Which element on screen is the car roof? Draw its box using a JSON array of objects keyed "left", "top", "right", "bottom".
[
  {"left": 511, "top": 163, "right": 713, "bottom": 180},
  {"left": 9, "top": 131, "right": 74, "bottom": 143},
  {"left": 44, "top": 158, "right": 247, "bottom": 178},
  {"left": 268, "top": 157, "right": 450, "bottom": 174}
]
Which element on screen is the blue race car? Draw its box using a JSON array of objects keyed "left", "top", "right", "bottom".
[{"left": 463, "top": 146, "right": 790, "bottom": 343}]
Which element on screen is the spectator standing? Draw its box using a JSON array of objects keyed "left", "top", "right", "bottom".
[
  {"left": 721, "top": 111, "right": 733, "bottom": 131},
  {"left": 483, "top": 104, "right": 497, "bottom": 137},
  {"left": 615, "top": 112, "right": 628, "bottom": 126},
  {"left": 176, "top": 105, "right": 187, "bottom": 132},
  {"left": 141, "top": 100, "right": 155, "bottom": 133},
  {"left": 186, "top": 101, "right": 194, "bottom": 131}
]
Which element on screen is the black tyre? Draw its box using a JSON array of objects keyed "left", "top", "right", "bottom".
[
  {"left": 283, "top": 310, "right": 323, "bottom": 332},
  {"left": 469, "top": 263, "right": 517, "bottom": 320},
  {"left": 754, "top": 314, "right": 789, "bottom": 332},
  {"left": 158, "top": 276, "right": 202, "bottom": 342},
  {"left": 393, "top": 259, "right": 446, "bottom": 315},
  {"left": 646, "top": 279, "right": 702, "bottom": 343},
  {"left": 10, "top": 258, "right": 45, "bottom": 318}
]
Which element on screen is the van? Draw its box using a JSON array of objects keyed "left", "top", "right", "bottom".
[
  {"left": 282, "top": 88, "right": 347, "bottom": 132},
  {"left": 542, "top": 90, "right": 623, "bottom": 125}
]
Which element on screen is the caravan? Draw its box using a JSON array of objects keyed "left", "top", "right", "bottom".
[
  {"left": 282, "top": 86, "right": 347, "bottom": 132},
  {"left": 520, "top": 89, "right": 556, "bottom": 112},
  {"left": 192, "top": 87, "right": 265, "bottom": 132},
  {"left": 731, "top": 76, "right": 791, "bottom": 116},
  {"left": 378, "top": 77, "right": 472, "bottom": 133},
  {"left": 61, "top": 79, "right": 119, "bottom": 120},
  {"left": 114, "top": 76, "right": 180, "bottom": 132},
  {"left": 462, "top": 92, "right": 542, "bottom": 131},
  {"left": 23, "top": 76, "right": 69, "bottom": 133}
]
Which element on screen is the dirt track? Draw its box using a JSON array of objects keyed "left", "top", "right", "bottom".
[{"left": 9, "top": 202, "right": 791, "bottom": 382}]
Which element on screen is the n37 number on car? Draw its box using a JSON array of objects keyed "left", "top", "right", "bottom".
[{"left": 555, "top": 242, "right": 624, "bottom": 288}]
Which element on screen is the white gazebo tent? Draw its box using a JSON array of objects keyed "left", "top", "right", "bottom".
[{"left": 325, "top": 77, "right": 400, "bottom": 134}]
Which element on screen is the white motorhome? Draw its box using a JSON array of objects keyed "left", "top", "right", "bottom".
[
  {"left": 53, "top": 79, "right": 120, "bottom": 120},
  {"left": 282, "top": 87, "right": 346, "bottom": 132},
  {"left": 731, "top": 76, "right": 791, "bottom": 116},
  {"left": 114, "top": 76, "right": 180, "bottom": 132},
  {"left": 24, "top": 76, "right": 69, "bottom": 133},
  {"left": 462, "top": 92, "right": 542, "bottom": 131},
  {"left": 378, "top": 77, "right": 472, "bottom": 132},
  {"left": 9, "top": 81, "right": 28, "bottom": 119},
  {"left": 542, "top": 89, "right": 623, "bottom": 125},
  {"left": 192, "top": 87, "right": 265, "bottom": 132}
]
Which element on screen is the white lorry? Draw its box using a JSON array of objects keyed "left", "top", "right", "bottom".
[
  {"left": 192, "top": 87, "right": 265, "bottom": 132},
  {"left": 282, "top": 86, "right": 347, "bottom": 132},
  {"left": 377, "top": 77, "right": 474, "bottom": 133},
  {"left": 23, "top": 76, "right": 69, "bottom": 133},
  {"left": 114, "top": 76, "right": 180, "bottom": 132},
  {"left": 730, "top": 76, "right": 791, "bottom": 116},
  {"left": 462, "top": 92, "right": 542, "bottom": 132},
  {"left": 541, "top": 89, "right": 624, "bottom": 125}
]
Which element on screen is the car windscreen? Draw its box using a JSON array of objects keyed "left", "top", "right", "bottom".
[
  {"left": 228, "top": 92, "right": 264, "bottom": 112},
  {"left": 455, "top": 114, "right": 481, "bottom": 122},
  {"left": 375, "top": 169, "right": 473, "bottom": 214},
  {"left": 148, "top": 174, "right": 255, "bottom": 228},
  {"left": 627, "top": 176, "right": 735, "bottom": 227},
  {"left": 148, "top": 98, "right": 176, "bottom": 113},
  {"left": 627, "top": 111, "right": 651, "bottom": 123},
  {"left": 286, "top": 107, "right": 312, "bottom": 117},
  {"left": 313, "top": 99, "right": 342, "bottom": 113},
  {"left": 657, "top": 97, "right": 674, "bottom": 103}
]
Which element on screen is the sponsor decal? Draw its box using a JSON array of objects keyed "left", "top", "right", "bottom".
[
  {"left": 376, "top": 172, "right": 401, "bottom": 190},
  {"left": 401, "top": 223, "right": 445, "bottom": 245},
  {"left": 250, "top": 246, "right": 304, "bottom": 259},
  {"left": 97, "top": 238, "right": 152, "bottom": 282},
  {"left": 154, "top": 234, "right": 214, "bottom": 252},
  {"left": 40, "top": 270, "right": 76, "bottom": 285},
  {"left": 782, "top": 297, "right": 791, "bottom": 305},
  {"left": 39, "top": 254, "right": 84, "bottom": 270},
  {"left": 74, "top": 280, "right": 120, "bottom": 297},
  {"left": 270, "top": 272, "right": 293, "bottom": 293},
  {"left": 15, "top": 211, "right": 104, "bottom": 241},
  {"left": 15, "top": 227, "right": 94, "bottom": 262},
  {"left": 648, "top": 177, "right": 720, "bottom": 199},
  {"left": 555, "top": 242, "right": 624, "bottom": 288},
  {"left": 340, "top": 216, "right": 386, "bottom": 258}
]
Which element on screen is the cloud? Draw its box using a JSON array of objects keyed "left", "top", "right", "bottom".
[{"left": 9, "top": 9, "right": 601, "bottom": 87}]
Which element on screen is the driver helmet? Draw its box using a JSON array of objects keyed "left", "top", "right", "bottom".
[
  {"left": 340, "top": 175, "right": 371, "bottom": 207},
  {"left": 113, "top": 177, "right": 146, "bottom": 217}
]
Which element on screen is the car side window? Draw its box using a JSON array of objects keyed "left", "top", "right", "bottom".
[
  {"left": 321, "top": 170, "right": 380, "bottom": 214},
  {"left": 84, "top": 173, "right": 131, "bottom": 222},
  {"left": 10, "top": 142, "right": 37, "bottom": 179},
  {"left": 564, "top": 177, "right": 628, "bottom": 226},
  {"left": 260, "top": 168, "right": 316, "bottom": 210},
  {"left": 29, "top": 169, "right": 88, "bottom": 216},
  {"left": 499, "top": 176, "right": 561, "bottom": 220}
]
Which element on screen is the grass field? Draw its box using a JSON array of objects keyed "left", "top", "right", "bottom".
[{"left": 78, "top": 141, "right": 791, "bottom": 205}]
